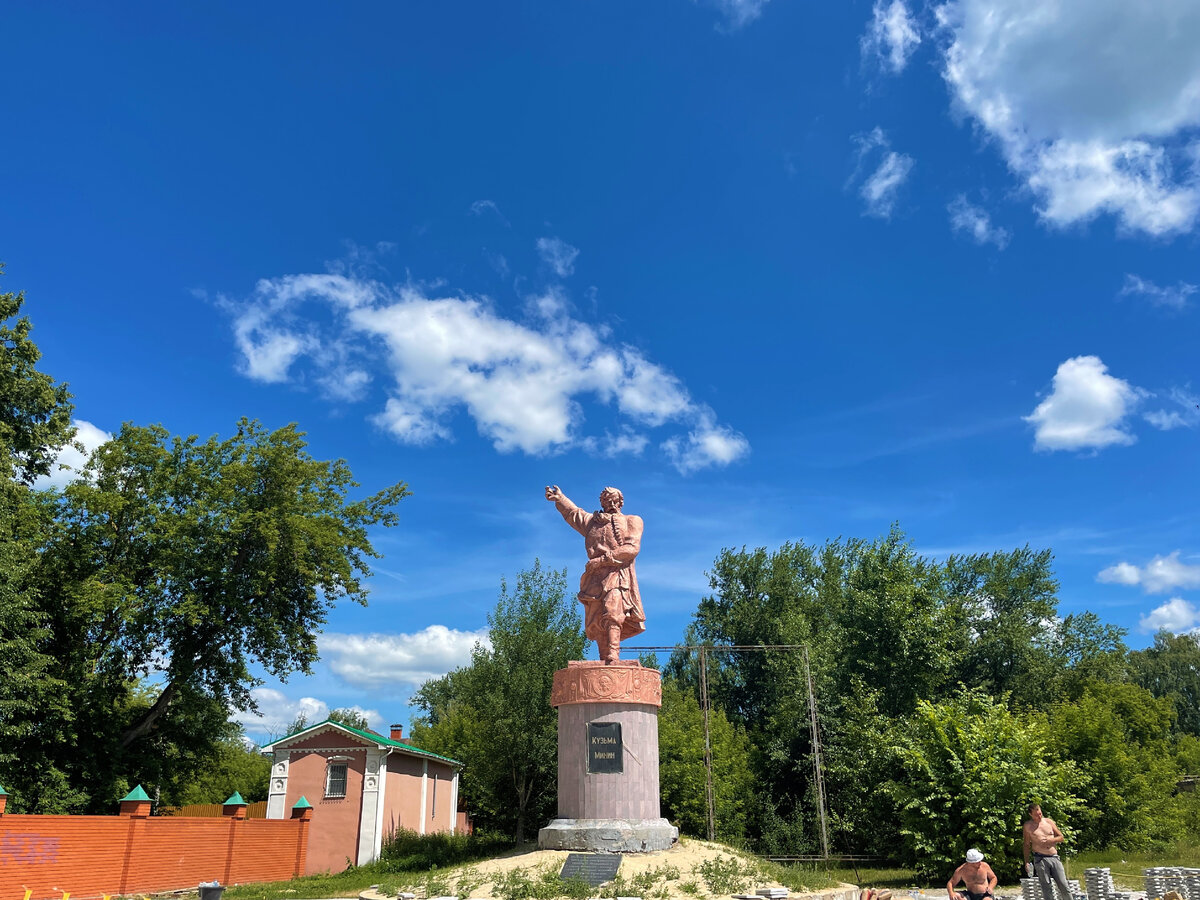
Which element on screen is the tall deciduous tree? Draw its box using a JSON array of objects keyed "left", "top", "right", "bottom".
[
  {"left": 656, "top": 673, "right": 754, "bottom": 842},
  {"left": 0, "top": 266, "right": 76, "bottom": 812},
  {"left": 411, "top": 561, "right": 585, "bottom": 843},
  {"left": 23, "top": 419, "right": 407, "bottom": 810},
  {"left": 1130, "top": 631, "right": 1200, "bottom": 736},
  {"left": 1047, "top": 680, "right": 1186, "bottom": 849}
]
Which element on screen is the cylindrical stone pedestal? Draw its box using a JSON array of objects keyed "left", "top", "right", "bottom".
[{"left": 538, "top": 661, "right": 679, "bottom": 852}]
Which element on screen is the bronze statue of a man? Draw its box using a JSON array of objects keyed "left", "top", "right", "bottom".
[{"left": 545, "top": 484, "right": 646, "bottom": 664}]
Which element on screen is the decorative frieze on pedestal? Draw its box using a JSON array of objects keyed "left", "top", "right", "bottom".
[{"left": 551, "top": 660, "right": 663, "bottom": 707}]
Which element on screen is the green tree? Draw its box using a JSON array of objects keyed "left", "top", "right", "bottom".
[
  {"left": 668, "top": 527, "right": 962, "bottom": 854},
  {"left": 0, "top": 267, "right": 76, "bottom": 812},
  {"left": 411, "top": 561, "right": 585, "bottom": 843},
  {"left": 1130, "top": 631, "right": 1200, "bottom": 736},
  {"left": 283, "top": 706, "right": 370, "bottom": 737},
  {"left": 656, "top": 673, "right": 754, "bottom": 842},
  {"left": 887, "top": 688, "right": 1080, "bottom": 880},
  {"left": 173, "top": 732, "right": 271, "bottom": 805},
  {"left": 943, "top": 548, "right": 1060, "bottom": 707},
  {"left": 1046, "top": 680, "right": 1184, "bottom": 849},
  {"left": 0, "top": 264, "right": 75, "bottom": 484},
  {"left": 23, "top": 419, "right": 407, "bottom": 811}
]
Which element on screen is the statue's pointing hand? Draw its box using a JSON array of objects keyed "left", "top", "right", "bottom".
[{"left": 545, "top": 485, "right": 563, "bottom": 503}]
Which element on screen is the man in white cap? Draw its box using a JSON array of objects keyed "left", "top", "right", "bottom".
[{"left": 947, "top": 848, "right": 998, "bottom": 900}]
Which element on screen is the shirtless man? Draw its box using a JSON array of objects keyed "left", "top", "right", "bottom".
[
  {"left": 1023, "top": 803, "right": 1071, "bottom": 900},
  {"left": 947, "top": 848, "right": 997, "bottom": 900}
]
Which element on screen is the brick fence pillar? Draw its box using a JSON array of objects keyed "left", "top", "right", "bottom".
[{"left": 291, "top": 797, "right": 313, "bottom": 876}]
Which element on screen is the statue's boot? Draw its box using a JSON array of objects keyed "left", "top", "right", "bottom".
[{"left": 603, "top": 623, "right": 622, "bottom": 664}]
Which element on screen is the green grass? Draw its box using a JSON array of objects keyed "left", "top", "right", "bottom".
[
  {"left": 222, "top": 830, "right": 516, "bottom": 900},
  {"left": 222, "top": 862, "right": 391, "bottom": 900}
]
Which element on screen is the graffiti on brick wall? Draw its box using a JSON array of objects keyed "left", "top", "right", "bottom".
[{"left": 0, "top": 833, "right": 61, "bottom": 864}]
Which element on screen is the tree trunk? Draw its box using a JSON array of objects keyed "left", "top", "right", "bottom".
[{"left": 118, "top": 678, "right": 179, "bottom": 748}]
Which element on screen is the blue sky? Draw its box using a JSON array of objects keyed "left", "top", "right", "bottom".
[{"left": 4, "top": 0, "right": 1199, "bottom": 740}]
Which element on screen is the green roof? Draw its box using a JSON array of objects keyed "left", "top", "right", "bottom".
[
  {"left": 223, "top": 791, "right": 247, "bottom": 806},
  {"left": 0, "top": 783, "right": 7, "bottom": 796},
  {"left": 260, "top": 719, "right": 462, "bottom": 767},
  {"left": 121, "top": 785, "right": 151, "bottom": 802},
  {"left": 293, "top": 796, "right": 312, "bottom": 809}
]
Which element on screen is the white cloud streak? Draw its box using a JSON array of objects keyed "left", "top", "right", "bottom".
[
  {"left": 1144, "top": 386, "right": 1200, "bottom": 431},
  {"left": 948, "top": 195, "right": 1011, "bottom": 248},
  {"left": 1024, "top": 356, "right": 1141, "bottom": 451},
  {"left": 936, "top": 0, "right": 1200, "bottom": 236},
  {"left": 851, "top": 129, "right": 914, "bottom": 219},
  {"left": 863, "top": 0, "right": 922, "bottom": 74},
  {"left": 225, "top": 271, "right": 748, "bottom": 473},
  {"left": 710, "top": 0, "right": 770, "bottom": 30},
  {"left": 1120, "top": 274, "right": 1197, "bottom": 311},
  {"left": 231, "top": 688, "right": 384, "bottom": 740},
  {"left": 1139, "top": 597, "right": 1200, "bottom": 634},
  {"left": 536, "top": 237, "right": 580, "bottom": 278},
  {"left": 321, "top": 626, "right": 491, "bottom": 689},
  {"left": 861, "top": 152, "right": 915, "bottom": 218},
  {"left": 1098, "top": 551, "right": 1200, "bottom": 594}
]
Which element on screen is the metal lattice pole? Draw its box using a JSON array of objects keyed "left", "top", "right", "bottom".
[
  {"left": 699, "top": 645, "right": 716, "bottom": 841},
  {"left": 803, "top": 645, "right": 830, "bottom": 859}
]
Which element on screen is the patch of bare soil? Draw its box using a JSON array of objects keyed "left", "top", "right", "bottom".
[{"left": 363, "top": 838, "right": 858, "bottom": 899}]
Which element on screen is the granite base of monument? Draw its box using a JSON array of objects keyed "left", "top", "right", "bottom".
[
  {"left": 540, "top": 817, "right": 678, "bottom": 853},
  {"left": 537, "top": 661, "right": 679, "bottom": 853}
]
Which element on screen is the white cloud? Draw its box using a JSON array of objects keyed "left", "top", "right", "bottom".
[
  {"left": 468, "top": 200, "right": 510, "bottom": 227},
  {"left": 226, "top": 270, "right": 747, "bottom": 473},
  {"left": 862, "top": 152, "right": 915, "bottom": 218},
  {"left": 583, "top": 429, "right": 650, "bottom": 459},
  {"left": 34, "top": 419, "right": 111, "bottom": 490},
  {"left": 1096, "top": 561, "right": 1140, "bottom": 587},
  {"left": 852, "top": 129, "right": 914, "bottom": 219},
  {"left": 321, "top": 626, "right": 490, "bottom": 689},
  {"left": 710, "top": 0, "right": 769, "bottom": 30},
  {"left": 1144, "top": 386, "right": 1200, "bottom": 431},
  {"left": 863, "top": 0, "right": 922, "bottom": 74},
  {"left": 1024, "top": 355, "right": 1141, "bottom": 451},
  {"left": 948, "top": 195, "right": 1011, "bottom": 247},
  {"left": 936, "top": 0, "right": 1200, "bottom": 236},
  {"left": 662, "top": 409, "right": 751, "bottom": 475},
  {"left": 1098, "top": 551, "right": 1200, "bottom": 594},
  {"left": 1139, "top": 597, "right": 1200, "bottom": 634},
  {"left": 1120, "top": 274, "right": 1197, "bottom": 311},
  {"left": 536, "top": 237, "right": 580, "bottom": 278},
  {"left": 231, "top": 688, "right": 385, "bottom": 740}
]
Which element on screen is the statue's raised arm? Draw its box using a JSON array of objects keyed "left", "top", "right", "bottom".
[{"left": 544, "top": 484, "right": 646, "bottom": 664}]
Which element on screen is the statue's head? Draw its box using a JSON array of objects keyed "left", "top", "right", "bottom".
[{"left": 599, "top": 486, "right": 624, "bottom": 513}]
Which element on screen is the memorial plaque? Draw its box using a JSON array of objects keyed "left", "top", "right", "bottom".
[
  {"left": 587, "top": 721, "right": 623, "bottom": 774},
  {"left": 560, "top": 852, "right": 622, "bottom": 887}
]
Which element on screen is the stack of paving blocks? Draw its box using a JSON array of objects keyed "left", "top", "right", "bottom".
[
  {"left": 1084, "top": 867, "right": 1132, "bottom": 900},
  {"left": 1144, "top": 866, "right": 1200, "bottom": 900},
  {"left": 1022, "top": 875, "right": 1086, "bottom": 900}
]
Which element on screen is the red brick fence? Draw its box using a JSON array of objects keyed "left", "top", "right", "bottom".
[{"left": 0, "top": 788, "right": 311, "bottom": 900}]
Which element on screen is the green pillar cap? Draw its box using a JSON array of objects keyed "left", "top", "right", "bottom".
[
  {"left": 223, "top": 791, "right": 247, "bottom": 806},
  {"left": 121, "top": 785, "right": 151, "bottom": 802},
  {"left": 0, "top": 783, "right": 7, "bottom": 796},
  {"left": 292, "top": 796, "right": 312, "bottom": 809}
]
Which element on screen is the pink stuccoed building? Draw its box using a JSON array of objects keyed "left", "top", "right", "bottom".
[{"left": 261, "top": 720, "right": 463, "bottom": 874}]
